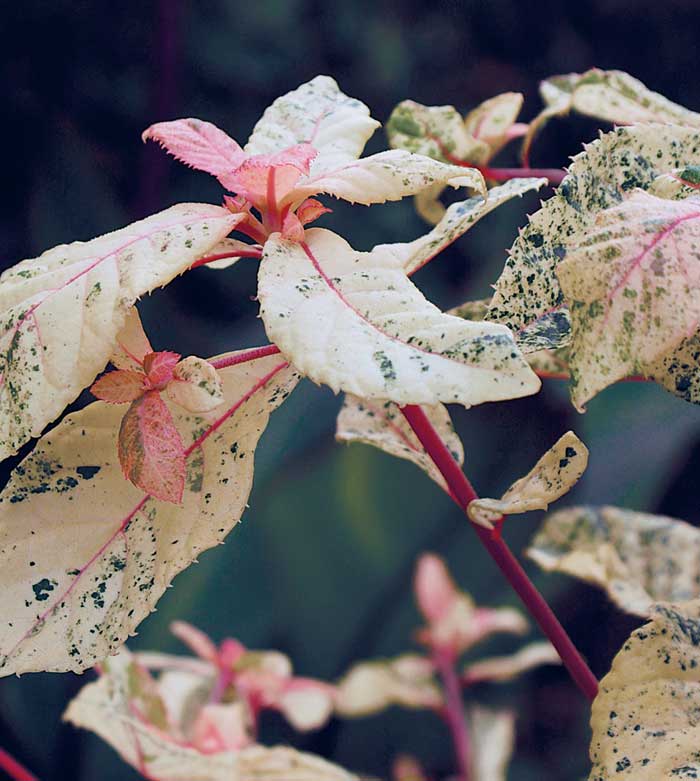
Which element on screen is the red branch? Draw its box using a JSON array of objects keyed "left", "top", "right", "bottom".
[
  {"left": 0, "top": 748, "right": 38, "bottom": 781},
  {"left": 475, "top": 164, "right": 566, "bottom": 186},
  {"left": 433, "top": 648, "right": 472, "bottom": 781},
  {"left": 400, "top": 404, "right": 598, "bottom": 702},
  {"left": 209, "top": 345, "right": 282, "bottom": 370},
  {"left": 190, "top": 249, "right": 262, "bottom": 269}
]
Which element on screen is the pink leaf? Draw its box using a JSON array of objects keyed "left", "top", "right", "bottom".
[
  {"left": 170, "top": 620, "right": 219, "bottom": 663},
  {"left": 142, "top": 118, "right": 246, "bottom": 182},
  {"left": 414, "top": 553, "right": 456, "bottom": 624},
  {"left": 280, "top": 212, "right": 305, "bottom": 242},
  {"left": 90, "top": 370, "right": 145, "bottom": 404},
  {"left": 143, "top": 351, "right": 181, "bottom": 390},
  {"left": 118, "top": 391, "right": 186, "bottom": 503},
  {"left": 296, "top": 198, "right": 332, "bottom": 226}
]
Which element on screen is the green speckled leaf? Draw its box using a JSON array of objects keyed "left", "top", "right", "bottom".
[
  {"left": 489, "top": 124, "right": 700, "bottom": 352},
  {"left": 258, "top": 228, "right": 540, "bottom": 407},
  {"left": 589, "top": 601, "right": 700, "bottom": 780},
  {"left": 0, "top": 205, "right": 240, "bottom": 461},
  {"left": 0, "top": 353, "right": 297, "bottom": 676},
  {"left": 528, "top": 505, "right": 700, "bottom": 617}
]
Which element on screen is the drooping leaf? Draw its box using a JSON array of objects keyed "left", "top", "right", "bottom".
[
  {"left": 375, "top": 178, "right": 545, "bottom": 275},
  {"left": 467, "top": 705, "right": 515, "bottom": 781},
  {"left": 488, "top": 124, "right": 700, "bottom": 352},
  {"left": 335, "top": 396, "right": 463, "bottom": 491},
  {"left": 64, "top": 649, "right": 356, "bottom": 781},
  {"left": 0, "top": 352, "right": 297, "bottom": 676},
  {"left": 286, "top": 149, "right": 485, "bottom": 206},
  {"left": 588, "top": 601, "right": 700, "bottom": 780},
  {"left": 557, "top": 191, "right": 700, "bottom": 410},
  {"left": 118, "top": 391, "right": 186, "bottom": 503},
  {"left": 142, "top": 119, "right": 246, "bottom": 184},
  {"left": 335, "top": 654, "right": 441, "bottom": 717},
  {"left": 166, "top": 356, "right": 224, "bottom": 413},
  {"left": 468, "top": 431, "right": 588, "bottom": 529},
  {"left": 245, "top": 75, "right": 381, "bottom": 175},
  {"left": 527, "top": 505, "right": 700, "bottom": 617},
  {"left": 523, "top": 69, "right": 700, "bottom": 163},
  {"left": 0, "top": 204, "right": 240, "bottom": 460},
  {"left": 258, "top": 228, "right": 540, "bottom": 407},
  {"left": 463, "top": 641, "right": 561, "bottom": 685}
]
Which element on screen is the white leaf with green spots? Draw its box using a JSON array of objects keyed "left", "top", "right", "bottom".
[
  {"left": 65, "top": 649, "right": 356, "bottom": 781},
  {"left": 464, "top": 92, "right": 525, "bottom": 153},
  {"left": 258, "top": 228, "right": 540, "bottom": 407},
  {"left": 468, "top": 431, "right": 588, "bottom": 529},
  {"left": 375, "top": 178, "right": 545, "bottom": 275},
  {"left": 245, "top": 75, "right": 380, "bottom": 175},
  {"left": 0, "top": 352, "right": 297, "bottom": 676},
  {"left": 527, "top": 505, "right": 700, "bottom": 617},
  {"left": 335, "top": 396, "right": 463, "bottom": 491},
  {"left": 589, "top": 601, "right": 700, "bottom": 780},
  {"left": 488, "top": 124, "right": 700, "bottom": 352},
  {"left": 523, "top": 69, "right": 700, "bottom": 164},
  {"left": 0, "top": 204, "right": 239, "bottom": 461},
  {"left": 557, "top": 191, "right": 700, "bottom": 410}
]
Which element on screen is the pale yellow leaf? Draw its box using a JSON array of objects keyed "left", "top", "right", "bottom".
[
  {"left": 468, "top": 431, "right": 588, "bottom": 529},
  {"left": 468, "top": 705, "right": 515, "bottom": 781},
  {"left": 414, "top": 182, "right": 448, "bottom": 225},
  {"left": 335, "top": 654, "right": 441, "bottom": 716},
  {"left": 167, "top": 356, "right": 224, "bottom": 413},
  {"left": 528, "top": 505, "right": 700, "bottom": 617},
  {"left": 335, "top": 396, "right": 463, "bottom": 491},
  {"left": 258, "top": 228, "right": 540, "bottom": 407},
  {"left": 0, "top": 204, "right": 239, "bottom": 460},
  {"left": 0, "top": 352, "right": 297, "bottom": 675},
  {"left": 589, "top": 601, "right": 700, "bottom": 780},
  {"left": 463, "top": 641, "right": 561, "bottom": 685},
  {"left": 245, "top": 75, "right": 380, "bottom": 175},
  {"left": 464, "top": 92, "right": 524, "bottom": 154}
]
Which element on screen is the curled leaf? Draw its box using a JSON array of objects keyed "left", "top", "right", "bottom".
[
  {"left": 335, "top": 655, "right": 441, "bottom": 716},
  {"left": 258, "top": 228, "right": 540, "bottom": 408},
  {"left": 527, "top": 505, "right": 700, "bottom": 617},
  {"left": 167, "top": 356, "right": 224, "bottom": 413},
  {"left": 463, "top": 641, "right": 561, "bottom": 685},
  {"left": 0, "top": 203, "right": 239, "bottom": 460},
  {"left": 335, "top": 396, "right": 463, "bottom": 491},
  {"left": 589, "top": 601, "right": 700, "bottom": 780},
  {"left": 468, "top": 431, "right": 588, "bottom": 529},
  {"left": 0, "top": 352, "right": 297, "bottom": 676}
]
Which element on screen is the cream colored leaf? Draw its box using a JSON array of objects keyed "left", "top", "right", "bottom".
[
  {"left": 558, "top": 191, "right": 700, "bottom": 410},
  {"left": 464, "top": 92, "right": 524, "bottom": 154},
  {"left": 65, "top": 650, "right": 356, "bottom": 781},
  {"left": 386, "top": 100, "right": 491, "bottom": 165},
  {"left": 447, "top": 297, "right": 492, "bottom": 321},
  {"left": 0, "top": 352, "right": 297, "bottom": 676},
  {"left": 589, "top": 601, "right": 700, "bottom": 780},
  {"left": 528, "top": 505, "right": 700, "bottom": 617},
  {"left": 468, "top": 431, "right": 588, "bottom": 529},
  {"left": 198, "top": 238, "right": 259, "bottom": 271},
  {"left": 258, "top": 228, "right": 540, "bottom": 407},
  {"left": 463, "top": 641, "right": 561, "bottom": 685},
  {"left": 0, "top": 204, "right": 239, "bottom": 460},
  {"left": 646, "top": 332, "right": 700, "bottom": 405},
  {"left": 289, "top": 149, "right": 485, "bottom": 206},
  {"left": 245, "top": 75, "right": 380, "bottom": 175},
  {"left": 376, "top": 178, "right": 545, "bottom": 275},
  {"left": 110, "top": 307, "right": 153, "bottom": 370},
  {"left": 335, "top": 396, "right": 463, "bottom": 491},
  {"left": 167, "top": 356, "right": 224, "bottom": 413},
  {"left": 489, "top": 124, "right": 700, "bottom": 353},
  {"left": 468, "top": 705, "right": 515, "bottom": 781},
  {"left": 335, "top": 654, "right": 441, "bottom": 716}
]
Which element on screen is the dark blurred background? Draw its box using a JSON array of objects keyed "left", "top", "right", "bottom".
[{"left": 2, "top": 1, "right": 700, "bottom": 779}]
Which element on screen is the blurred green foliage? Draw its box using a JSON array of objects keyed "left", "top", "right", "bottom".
[{"left": 2, "top": 1, "right": 700, "bottom": 778}]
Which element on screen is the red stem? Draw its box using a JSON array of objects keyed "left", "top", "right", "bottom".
[
  {"left": 400, "top": 404, "right": 598, "bottom": 702},
  {"left": 209, "top": 344, "right": 281, "bottom": 370},
  {"left": 475, "top": 164, "right": 566, "bottom": 186},
  {"left": 0, "top": 748, "right": 38, "bottom": 781},
  {"left": 190, "top": 249, "right": 262, "bottom": 269},
  {"left": 433, "top": 649, "right": 472, "bottom": 781}
]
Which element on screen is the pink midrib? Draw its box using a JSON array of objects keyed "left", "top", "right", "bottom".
[
  {"left": 300, "top": 241, "right": 506, "bottom": 374},
  {"left": 0, "top": 210, "right": 232, "bottom": 385},
  {"left": 2, "top": 360, "right": 289, "bottom": 664}
]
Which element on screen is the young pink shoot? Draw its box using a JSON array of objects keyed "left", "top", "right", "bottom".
[{"left": 401, "top": 405, "right": 599, "bottom": 702}]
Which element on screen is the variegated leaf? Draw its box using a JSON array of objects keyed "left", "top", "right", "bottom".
[
  {"left": 527, "top": 505, "right": 700, "bottom": 617},
  {"left": 0, "top": 204, "right": 239, "bottom": 460},
  {"left": 589, "top": 601, "right": 700, "bottom": 780},
  {"left": 245, "top": 75, "right": 380, "bottom": 175},
  {"left": 0, "top": 353, "right": 297, "bottom": 676},
  {"left": 468, "top": 432, "right": 588, "bottom": 529},
  {"left": 335, "top": 396, "right": 463, "bottom": 491},
  {"left": 167, "top": 357, "right": 224, "bottom": 413},
  {"left": 463, "top": 641, "right": 561, "bottom": 685},
  {"left": 258, "top": 229, "right": 540, "bottom": 407},
  {"left": 489, "top": 124, "right": 700, "bottom": 352},
  {"left": 558, "top": 191, "right": 700, "bottom": 410},
  {"left": 464, "top": 92, "right": 525, "bottom": 154}
]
